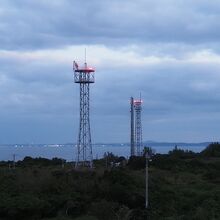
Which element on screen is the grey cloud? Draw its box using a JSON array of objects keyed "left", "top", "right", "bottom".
[
  {"left": 1, "top": 1, "right": 220, "bottom": 50},
  {"left": 0, "top": 55, "right": 78, "bottom": 143},
  {"left": 0, "top": 58, "right": 74, "bottom": 116},
  {"left": 1, "top": 53, "right": 220, "bottom": 143},
  {"left": 1, "top": 0, "right": 220, "bottom": 143}
]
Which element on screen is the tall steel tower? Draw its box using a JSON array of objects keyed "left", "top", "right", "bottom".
[
  {"left": 134, "top": 98, "right": 142, "bottom": 156},
  {"left": 134, "top": 99, "right": 143, "bottom": 156},
  {"left": 130, "top": 97, "right": 143, "bottom": 157},
  {"left": 130, "top": 97, "right": 135, "bottom": 156},
  {"left": 73, "top": 60, "right": 95, "bottom": 168}
]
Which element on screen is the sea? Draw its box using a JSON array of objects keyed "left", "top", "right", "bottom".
[{"left": 0, "top": 142, "right": 209, "bottom": 162}]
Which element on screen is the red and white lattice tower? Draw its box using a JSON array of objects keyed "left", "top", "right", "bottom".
[
  {"left": 130, "top": 97, "right": 143, "bottom": 157},
  {"left": 73, "top": 60, "right": 95, "bottom": 168},
  {"left": 134, "top": 99, "right": 143, "bottom": 156}
]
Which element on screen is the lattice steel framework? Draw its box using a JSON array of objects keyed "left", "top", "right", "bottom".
[
  {"left": 73, "top": 61, "right": 95, "bottom": 168},
  {"left": 130, "top": 97, "right": 135, "bottom": 156},
  {"left": 134, "top": 99, "right": 143, "bottom": 156}
]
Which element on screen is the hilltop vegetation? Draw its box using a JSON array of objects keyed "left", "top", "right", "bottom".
[
  {"left": 0, "top": 143, "right": 220, "bottom": 220},
  {"left": 200, "top": 142, "right": 220, "bottom": 157}
]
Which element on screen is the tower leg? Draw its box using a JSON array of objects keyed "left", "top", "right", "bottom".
[
  {"left": 76, "top": 82, "right": 93, "bottom": 168},
  {"left": 135, "top": 108, "right": 142, "bottom": 156}
]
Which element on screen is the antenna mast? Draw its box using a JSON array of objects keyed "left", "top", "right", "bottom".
[{"left": 85, "top": 48, "right": 87, "bottom": 64}]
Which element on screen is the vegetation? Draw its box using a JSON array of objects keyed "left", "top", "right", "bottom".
[
  {"left": 0, "top": 143, "right": 220, "bottom": 219},
  {"left": 200, "top": 142, "right": 220, "bottom": 157}
]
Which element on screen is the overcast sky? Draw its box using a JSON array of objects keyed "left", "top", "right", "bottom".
[{"left": 1, "top": 0, "right": 220, "bottom": 144}]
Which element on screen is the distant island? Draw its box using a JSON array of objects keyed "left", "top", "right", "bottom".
[{"left": 0, "top": 141, "right": 211, "bottom": 147}]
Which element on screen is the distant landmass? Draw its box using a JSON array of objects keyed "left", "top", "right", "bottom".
[
  {"left": 0, "top": 141, "right": 211, "bottom": 161},
  {"left": 0, "top": 141, "right": 211, "bottom": 147}
]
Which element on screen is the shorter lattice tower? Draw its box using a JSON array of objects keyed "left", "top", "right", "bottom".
[
  {"left": 73, "top": 60, "right": 95, "bottom": 168},
  {"left": 134, "top": 98, "right": 143, "bottom": 156}
]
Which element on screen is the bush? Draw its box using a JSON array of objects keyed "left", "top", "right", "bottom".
[
  {"left": 128, "top": 156, "right": 145, "bottom": 170},
  {"left": 200, "top": 143, "right": 220, "bottom": 157}
]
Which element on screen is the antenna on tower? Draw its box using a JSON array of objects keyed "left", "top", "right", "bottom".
[{"left": 84, "top": 48, "right": 87, "bottom": 67}]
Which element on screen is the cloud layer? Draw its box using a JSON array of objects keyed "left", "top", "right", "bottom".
[{"left": 0, "top": 0, "right": 220, "bottom": 143}]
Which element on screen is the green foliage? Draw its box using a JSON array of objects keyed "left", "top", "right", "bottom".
[
  {"left": 142, "top": 146, "right": 154, "bottom": 157},
  {"left": 94, "top": 152, "right": 126, "bottom": 169},
  {"left": 200, "top": 142, "right": 220, "bottom": 157},
  {"left": 168, "top": 145, "right": 196, "bottom": 159},
  {"left": 128, "top": 156, "right": 145, "bottom": 169},
  {"left": 17, "top": 156, "right": 65, "bottom": 167},
  {"left": 0, "top": 149, "right": 220, "bottom": 220},
  {"left": 74, "top": 216, "right": 98, "bottom": 220},
  {"left": 88, "top": 200, "right": 118, "bottom": 220}
]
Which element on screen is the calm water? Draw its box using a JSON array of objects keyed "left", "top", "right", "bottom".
[{"left": 0, "top": 144, "right": 207, "bottom": 161}]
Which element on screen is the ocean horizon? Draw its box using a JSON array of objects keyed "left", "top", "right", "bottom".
[{"left": 0, "top": 142, "right": 209, "bottom": 161}]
